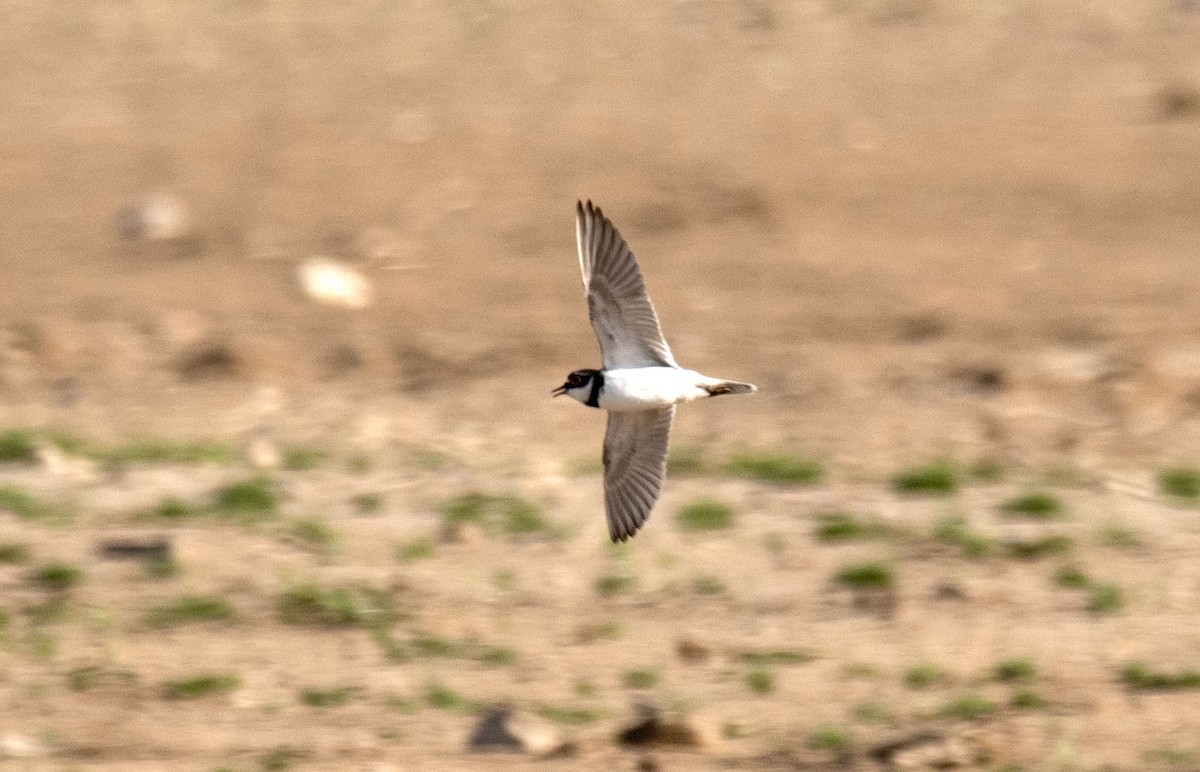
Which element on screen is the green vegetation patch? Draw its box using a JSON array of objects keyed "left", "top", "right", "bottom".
[
  {"left": 1120, "top": 662, "right": 1200, "bottom": 691},
  {"left": 423, "top": 681, "right": 479, "bottom": 713},
  {"left": 939, "top": 693, "right": 997, "bottom": 720},
  {"left": 994, "top": 658, "right": 1036, "bottom": 682},
  {"left": 835, "top": 561, "right": 894, "bottom": 590},
  {"left": 277, "top": 583, "right": 386, "bottom": 627},
  {"left": 904, "top": 664, "right": 949, "bottom": 689},
  {"left": 146, "top": 595, "right": 235, "bottom": 627},
  {"left": 807, "top": 725, "right": 851, "bottom": 752},
  {"left": 99, "top": 438, "right": 238, "bottom": 466},
  {"left": 441, "top": 492, "right": 550, "bottom": 536},
  {"left": 1159, "top": 467, "right": 1200, "bottom": 500},
  {"left": 0, "top": 542, "right": 30, "bottom": 564},
  {"left": 282, "top": 446, "right": 326, "bottom": 471},
  {"left": 0, "top": 486, "right": 69, "bottom": 522},
  {"left": 622, "top": 668, "right": 660, "bottom": 689},
  {"left": 1000, "top": 492, "right": 1065, "bottom": 519},
  {"left": 935, "top": 515, "right": 992, "bottom": 557},
  {"left": 213, "top": 477, "right": 278, "bottom": 522},
  {"left": 892, "top": 460, "right": 959, "bottom": 495},
  {"left": 29, "top": 562, "right": 84, "bottom": 592},
  {"left": 740, "top": 649, "right": 817, "bottom": 667},
  {"left": 676, "top": 499, "right": 735, "bottom": 531},
  {"left": 725, "top": 451, "right": 824, "bottom": 484},
  {"left": 300, "top": 686, "right": 358, "bottom": 707},
  {"left": 815, "top": 512, "right": 894, "bottom": 542},
  {"left": 163, "top": 673, "right": 240, "bottom": 699},
  {"left": 536, "top": 704, "right": 604, "bottom": 725},
  {"left": 746, "top": 667, "right": 775, "bottom": 695},
  {"left": 0, "top": 428, "right": 39, "bottom": 464}
]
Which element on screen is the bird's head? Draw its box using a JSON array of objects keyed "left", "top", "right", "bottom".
[{"left": 552, "top": 368, "right": 602, "bottom": 404}]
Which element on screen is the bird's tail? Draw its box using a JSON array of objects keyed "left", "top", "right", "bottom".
[{"left": 702, "top": 379, "right": 758, "bottom": 397}]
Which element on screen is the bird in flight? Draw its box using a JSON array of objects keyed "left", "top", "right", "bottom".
[{"left": 554, "top": 200, "right": 758, "bottom": 542}]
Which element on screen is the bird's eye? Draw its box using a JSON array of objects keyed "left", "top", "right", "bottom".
[{"left": 568, "top": 374, "right": 582, "bottom": 386}]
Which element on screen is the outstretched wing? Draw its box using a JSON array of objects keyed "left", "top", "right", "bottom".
[
  {"left": 602, "top": 407, "right": 674, "bottom": 541},
  {"left": 576, "top": 200, "right": 677, "bottom": 370}
]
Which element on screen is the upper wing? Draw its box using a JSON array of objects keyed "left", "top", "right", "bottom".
[
  {"left": 576, "top": 200, "right": 677, "bottom": 369},
  {"left": 602, "top": 406, "right": 675, "bottom": 542}
]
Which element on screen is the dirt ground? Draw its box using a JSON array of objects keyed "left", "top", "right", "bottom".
[{"left": 2, "top": 1, "right": 1200, "bottom": 770}]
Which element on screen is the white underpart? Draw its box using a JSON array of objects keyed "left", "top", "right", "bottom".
[{"left": 570, "top": 367, "right": 720, "bottom": 411}]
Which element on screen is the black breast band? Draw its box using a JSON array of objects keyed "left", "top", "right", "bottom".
[{"left": 585, "top": 371, "right": 604, "bottom": 408}]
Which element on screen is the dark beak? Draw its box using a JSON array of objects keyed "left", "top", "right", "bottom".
[{"left": 551, "top": 385, "right": 568, "bottom": 397}]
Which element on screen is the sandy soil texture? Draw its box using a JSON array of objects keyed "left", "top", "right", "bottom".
[{"left": 2, "top": 2, "right": 1200, "bottom": 770}]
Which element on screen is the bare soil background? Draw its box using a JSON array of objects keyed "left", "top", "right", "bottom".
[{"left": 2, "top": 1, "right": 1200, "bottom": 770}]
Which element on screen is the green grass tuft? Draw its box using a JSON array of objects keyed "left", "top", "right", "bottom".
[
  {"left": 725, "top": 451, "right": 824, "bottom": 484},
  {"left": 690, "top": 574, "right": 726, "bottom": 595},
  {"left": 352, "top": 492, "right": 383, "bottom": 515},
  {"left": 0, "top": 542, "right": 30, "bottom": 564},
  {"left": 152, "top": 496, "right": 196, "bottom": 520},
  {"left": 1158, "top": 467, "right": 1200, "bottom": 500},
  {"left": 397, "top": 537, "right": 436, "bottom": 562},
  {"left": 622, "top": 668, "right": 660, "bottom": 689},
  {"left": 807, "top": 725, "right": 851, "bottom": 751},
  {"left": 746, "top": 667, "right": 775, "bottom": 695},
  {"left": 100, "top": 439, "right": 237, "bottom": 466},
  {"left": 0, "top": 428, "right": 39, "bottom": 464},
  {"left": 835, "top": 561, "right": 894, "bottom": 590},
  {"left": 0, "top": 486, "right": 69, "bottom": 522},
  {"left": 1011, "top": 689, "right": 1047, "bottom": 710},
  {"left": 939, "top": 693, "right": 997, "bottom": 720},
  {"left": 1000, "top": 492, "right": 1065, "bottom": 519},
  {"left": 163, "top": 673, "right": 240, "bottom": 699},
  {"left": 1087, "top": 582, "right": 1124, "bottom": 614},
  {"left": 282, "top": 446, "right": 326, "bottom": 471},
  {"left": 300, "top": 686, "right": 357, "bottom": 707},
  {"left": 213, "top": 477, "right": 278, "bottom": 522},
  {"left": 29, "top": 562, "right": 84, "bottom": 592},
  {"left": 536, "top": 704, "right": 604, "bottom": 725},
  {"left": 441, "top": 492, "right": 550, "bottom": 535},
  {"left": 1120, "top": 662, "right": 1200, "bottom": 691},
  {"left": 676, "top": 499, "right": 735, "bottom": 531},
  {"left": 904, "top": 664, "right": 948, "bottom": 689},
  {"left": 892, "top": 460, "right": 959, "bottom": 495},
  {"left": 741, "top": 649, "right": 817, "bottom": 667},
  {"left": 277, "top": 583, "right": 378, "bottom": 627},
  {"left": 286, "top": 517, "right": 338, "bottom": 554},
  {"left": 934, "top": 515, "right": 992, "bottom": 557},
  {"left": 815, "top": 512, "right": 893, "bottom": 542},
  {"left": 1054, "top": 564, "right": 1091, "bottom": 589},
  {"left": 423, "top": 681, "right": 478, "bottom": 713},
  {"left": 594, "top": 572, "right": 636, "bottom": 597},
  {"left": 146, "top": 595, "right": 235, "bottom": 627},
  {"left": 851, "top": 702, "right": 895, "bottom": 724},
  {"left": 994, "top": 658, "right": 1037, "bottom": 683},
  {"left": 1006, "top": 534, "right": 1073, "bottom": 559}
]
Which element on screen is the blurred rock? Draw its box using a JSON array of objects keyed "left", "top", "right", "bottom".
[
  {"left": 1, "top": 733, "right": 50, "bottom": 758},
  {"left": 872, "top": 728, "right": 994, "bottom": 769},
  {"left": 115, "top": 192, "right": 201, "bottom": 257},
  {"left": 175, "top": 342, "right": 241, "bottom": 381},
  {"left": 97, "top": 535, "right": 172, "bottom": 563},
  {"left": 617, "top": 704, "right": 716, "bottom": 751},
  {"left": 36, "top": 442, "right": 100, "bottom": 485},
  {"left": 468, "top": 705, "right": 564, "bottom": 756},
  {"left": 298, "top": 257, "right": 373, "bottom": 309},
  {"left": 675, "top": 636, "right": 712, "bottom": 664},
  {"left": 440, "top": 520, "right": 485, "bottom": 545},
  {"left": 249, "top": 434, "right": 281, "bottom": 470}
]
